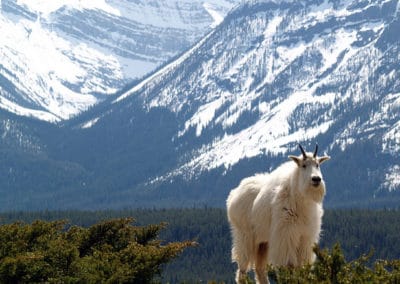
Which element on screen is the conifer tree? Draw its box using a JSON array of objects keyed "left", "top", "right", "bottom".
[{"left": 0, "top": 218, "right": 195, "bottom": 283}]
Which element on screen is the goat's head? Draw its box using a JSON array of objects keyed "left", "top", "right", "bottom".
[{"left": 288, "top": 144, "right": 330, "bottom": 201}]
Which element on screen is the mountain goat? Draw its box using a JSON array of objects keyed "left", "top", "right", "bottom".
[{"left": 226, "top": 144, "right": 330, "bottom": 284}]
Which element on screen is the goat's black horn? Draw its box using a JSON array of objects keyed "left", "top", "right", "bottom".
[
  {"left": 313, "top": 144, "right": 318, "bottom": 158},
  {"left": 298, "top": 144, "right": 307, "bottom": 159}
]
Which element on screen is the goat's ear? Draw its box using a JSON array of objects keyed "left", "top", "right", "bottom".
[
  {"left": 318, "top": 156, "right": 330, "bottom": 164},
  {"left": 288, "top": 155, "right": 301, "bottom": 166}
]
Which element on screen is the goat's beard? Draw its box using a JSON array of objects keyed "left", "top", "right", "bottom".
[{"left": 305, "top": 182, "right": 326, "bottom": 203}]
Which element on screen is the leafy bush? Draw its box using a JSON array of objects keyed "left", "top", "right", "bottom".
[
  {"left": 266, "top": 244, "right": 400, "bottom": 284},
  {"left": 0, "top": 218, "right": 195, "bottom": 283}
]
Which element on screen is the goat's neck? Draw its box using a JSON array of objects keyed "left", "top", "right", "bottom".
[{"left": 287, "top": 170, "right": 313, "bottom": 210}]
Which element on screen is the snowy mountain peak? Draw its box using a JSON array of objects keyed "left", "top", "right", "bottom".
[{"left": 0, "top": 0, "right": 238, "bottom": 121}]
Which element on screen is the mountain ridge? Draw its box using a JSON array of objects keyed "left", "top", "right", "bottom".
[
  {"left": 0, "top": 0, "right": 237, "bottom": 121},
  {"left": 110, "top": 0, "right": 399, "bottom": 177},
  {"left": 0, "top": 0, "right": 399, "bottom": 210}
]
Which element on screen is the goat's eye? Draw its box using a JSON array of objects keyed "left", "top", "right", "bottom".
[
  {"left": 316, "top": 164, "right": 319, "bottom": 168},
  {"left": 302, "top": 165, "right": 306, "bottom": 168}
]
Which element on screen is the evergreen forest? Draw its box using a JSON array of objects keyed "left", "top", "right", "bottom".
[{"left": 0, "top": 208, "right": 400, "bottom": 283}]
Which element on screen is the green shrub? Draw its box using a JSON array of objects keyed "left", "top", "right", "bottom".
[
  {"left": 268, "top": 244, "right": 400, "bottom": 284},
  {"left": 0, "top": 218, "right": 195, "bottom": 283}
]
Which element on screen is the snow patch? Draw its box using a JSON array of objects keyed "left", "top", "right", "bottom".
[
  {"left": 180, "top": 95, "right": 226, "bottom": 137},
  {"left": 264, "top": 42, "right": 307, "bottom": 84},
  {"left": 263, "top": 14, "right": 283, "bottom": 39},
  {"left": 0, "top": 97, "right": 59, "bottom": 122},
  {"left": 203, "top": 3, "right": 225, "bottom": 28},
  {"left": 17, "top": 0, "right": 121, "bottom": 18},
  {"left": 308, "top": 0, "right": 333, "bottom": 22},
  {"left": 318, "top": 28, "right": 358, "bottom": 74},
  {"left": 383, "top": 120, "right": 400, "bottom": 154},
  {"left": 81, "top": 117, "right": 100, "bottom": 129},
  {"left": 381, "top": 165, "right": 400, "bottom": 192}
]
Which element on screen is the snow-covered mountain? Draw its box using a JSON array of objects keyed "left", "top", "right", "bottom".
[
  {"left": 102, "top": 0, "right": 400, "bottom": 207},
  {"left": 0, "top": 0, "right": 237, "bottom": 121},
  {"left": 0, "top": 0, "right": 399, "bottom": 210}
]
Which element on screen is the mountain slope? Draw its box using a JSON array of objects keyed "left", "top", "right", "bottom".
[
  {"left": 96, "top": 0, "right": 400, "bottom": 207},
  {"left": 116, "top": 0, "right": 399, "bottom": 167},
  {"left": 0, "top": 0, "right": 237, "bottom": 121},
  {"left": 1, "top": 0, "right": 399, "bottom": 210}
]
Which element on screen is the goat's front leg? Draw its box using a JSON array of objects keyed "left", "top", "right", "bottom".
[
  {"left": 296, "top": 236, "right": 315, "bottom": 265},
  {"left": 268, "top": 223, "right": 300, "bottom": 267}
]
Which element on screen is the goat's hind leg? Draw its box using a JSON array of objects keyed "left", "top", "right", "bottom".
[
  {"left": 236, "top": 268, "right": 248, "bottom": 284},
  {"left": 234, "top": 255, "right": 250, "bottom": 284},
  {"left": 255, "top": 242, "right": 269, "bottom": 284},
  {"left": 232, "top": 247, "right": 250, "bottom": 284},
  {"left": 231, "top": 228, "right": 252, "bottom": 283}
]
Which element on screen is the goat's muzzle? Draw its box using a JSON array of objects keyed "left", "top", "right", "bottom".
[{"left": 311, "top": 176, "right": 322, "bottom": 186}]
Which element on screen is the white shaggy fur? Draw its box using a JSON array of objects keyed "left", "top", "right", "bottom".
[{"left": 227, "top": 145, "right": 330, "bottom": 284}]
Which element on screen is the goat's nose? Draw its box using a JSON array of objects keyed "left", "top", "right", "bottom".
[{"left": 312, "top": 176, "right": 321, "bottom": 183}]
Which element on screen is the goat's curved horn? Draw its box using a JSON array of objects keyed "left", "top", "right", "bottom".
[
  {"left": 313, "top": 144, "right": 318, "bottom": 158},
  {"left": 298, "top": 144, "right": 307, "bottom": 160}
]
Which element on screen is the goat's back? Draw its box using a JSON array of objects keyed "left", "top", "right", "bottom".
[{"left": 227, "top": 174, "right": 268, "bottom": 229}]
